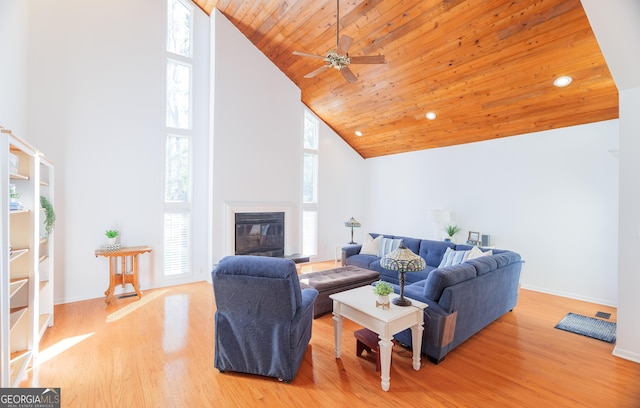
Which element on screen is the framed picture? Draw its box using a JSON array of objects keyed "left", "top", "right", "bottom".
[{"left": 467, "top": 231, "right": 480, "bottom": 245}]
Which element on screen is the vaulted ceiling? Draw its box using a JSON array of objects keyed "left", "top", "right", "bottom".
[{"left": 193, "top": 0, "right": 618, "bottom": 158}]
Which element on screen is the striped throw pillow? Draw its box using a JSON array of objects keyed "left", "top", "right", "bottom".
[
  {"left": 377, "top": 238, "right": 403, "bottom": 258},
  {"left": 438, "top": 247, "right": 471, "bottom": 268}
]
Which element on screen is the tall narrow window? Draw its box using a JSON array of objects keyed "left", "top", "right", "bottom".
[
  {"left": 302, "top": 110, "right": 319, "bottom": 257},
  {"left": 165, "top": 0, "right": 193, "bottom": 277}
]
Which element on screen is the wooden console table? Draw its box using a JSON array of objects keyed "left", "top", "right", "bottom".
[{"left": 95, "top": 246, "right": 152, "bottom": 304}]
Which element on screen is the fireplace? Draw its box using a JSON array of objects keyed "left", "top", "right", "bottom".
[{"left": 235, "top": 212, "right": 285, "bottom": 257}]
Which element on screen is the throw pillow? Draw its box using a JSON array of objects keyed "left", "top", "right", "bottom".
[
  {"left": 360, "top": 234, "right": 382, "bottom": 255},
  {"left": 438, "top": 247, "right": 470, "bottom": 268},
  {"left": 466, "top": 245, "right": 493, "bottom": 260},
  {"left": 377, "top": 237, "right": 403, "bottom": 258}
]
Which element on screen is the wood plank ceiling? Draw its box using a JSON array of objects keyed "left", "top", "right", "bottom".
[{"left": 193, "top": 0, "right": 618, "bottom": 159}]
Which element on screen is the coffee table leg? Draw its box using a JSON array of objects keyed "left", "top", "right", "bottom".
[
  {"left": 332, "top": 313, "right": 343, "bottom": 358},
  {"left": 411, "top": 321, "right": 424, "bottom": 371},
  {"left": 378, "top": 336, "right": 393, "bottom": 391}
]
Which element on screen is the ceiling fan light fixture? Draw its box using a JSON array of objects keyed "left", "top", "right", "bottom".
[
  {"left": 425, "top": 112, "right": 437, "bottom": 120},
  {"left": 553, "top": 75, "right": 572, "bottom": 87},
  {"left": 355, "top": 130, "right": 363, "bottom": 137}
]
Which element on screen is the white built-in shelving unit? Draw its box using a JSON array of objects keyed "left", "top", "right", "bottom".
[{"left": 1, "top": 127, "right": 55, "bottom": 387}]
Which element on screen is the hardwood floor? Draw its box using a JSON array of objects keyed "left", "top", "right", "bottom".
[{"left": 20, "top": 261, "right": 640, "bottom": 407}]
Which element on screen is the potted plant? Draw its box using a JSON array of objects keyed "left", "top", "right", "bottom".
[
  {"left": 443, "top": 225, "right": 461, "bottom": 242},
  {"left": 40, "top": 196, "right": 56, "bottom": 237},
  {"left": 105, "top": 229, "right": 119, "bottom": 245},
  {"left": 373, "top": 280, "right": 394, "bottom": 308}
]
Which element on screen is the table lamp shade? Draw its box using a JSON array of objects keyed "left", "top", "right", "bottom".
[
  {"left": 380, "top": 244, "right": 426, "bottom": 272},
  {"left": 344, "top": 217, "right": 361, "bottom": 244},
  {"left": 380, "top": 243, "right": 425, "bottom": 306}
]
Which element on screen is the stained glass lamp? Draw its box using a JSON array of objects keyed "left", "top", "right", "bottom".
[
  {"left": 380, "top": 243, "right": 426, "bottom": 306},
  {"left": 344, "top": 217, "right": 361, "bottom": 244}
]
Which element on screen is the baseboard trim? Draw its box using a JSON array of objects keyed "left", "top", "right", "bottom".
[{"left": 519, "top": 284, "right": 617, "bottom": 307}]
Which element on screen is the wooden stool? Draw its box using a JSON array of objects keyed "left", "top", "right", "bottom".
[{"left": 354, "top": 328, "right": 393, "bottom": 371}]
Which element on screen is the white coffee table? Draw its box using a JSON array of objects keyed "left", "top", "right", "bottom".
[{"left": 330, "top": 285, "right": 428, "bottom": 391}]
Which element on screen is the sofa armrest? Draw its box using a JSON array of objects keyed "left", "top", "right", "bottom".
[{"left": 341, "top": 244, "right": 362, "bottom": 266}]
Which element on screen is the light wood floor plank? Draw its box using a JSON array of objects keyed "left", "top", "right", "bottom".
[{"left": 20, "top": 262, "right": 640, "bottom": 407}]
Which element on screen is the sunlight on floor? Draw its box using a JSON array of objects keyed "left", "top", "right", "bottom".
[
  {"left": 35, "top": 332, "right": 95, "bottom": 366},
  {"left": 106, "top": 289, "right": 169, "bottom": 323}
]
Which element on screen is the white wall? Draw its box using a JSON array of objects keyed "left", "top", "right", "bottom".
[
  {"left": 25, "top": 0, "right": 211, "bottom": 303},
  {"left": 0, "top": 0, "right": 29, "bottom": 135},
  {"left": 365, "top": 120, "right": 619, "bottom": 306},
  {"left": 582, "top": 0, "right": 640, "bottom": 364},
  {"left": 210, "top": 11, "right": 367, "bottom": 264}
]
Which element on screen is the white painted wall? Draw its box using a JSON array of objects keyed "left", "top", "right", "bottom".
[
  {"left": 210, "top": 11, "right": 367, "bottom": 265},
  {"left": 365, "top": 121, "right": 619, "bottom": 306},
  {"left": 0, "top": 0, "right": 29, "bottom": 135},
  {"left": 582, "top": 0, "right": 640, "bottom": 364},
  {"left": 25, "top": 0, "right": 211, "bottom": 303}
]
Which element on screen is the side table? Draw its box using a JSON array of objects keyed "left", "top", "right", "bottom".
[
  {"left": 95, "top": 246, "right": 152, "bottom": 303},
  {"left": 330, "top": 285, "right": 427, "bottom": 391}
]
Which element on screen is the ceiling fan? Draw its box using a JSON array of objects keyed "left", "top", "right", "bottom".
[{"left": 292, "top": 0, "right": 386, "bottom": 83}]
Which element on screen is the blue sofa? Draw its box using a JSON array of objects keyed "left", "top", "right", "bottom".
[{"left": 342, "top": 233, "right": 523, "bottom": 363}]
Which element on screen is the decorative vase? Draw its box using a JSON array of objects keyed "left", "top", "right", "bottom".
[{"left": 376, "top": 294, "right": 390, "bottom": 309}]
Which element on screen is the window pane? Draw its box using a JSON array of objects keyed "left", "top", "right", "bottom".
[
  {"left": 304, "top": 112, "right": 318, "bottom": 150},
  {"left": 303, "top": 153, "right": 317, "bottom": 203},
  {"left": 164, "top": 211, "right": 191, "bottom": 276},
  {"left": 302, "top": 210, "right": 318, "bottom": 256},
  {"left": 167, "top": 0, "right": 192, "bottom": 57},
  {"left": 165, "top": 135, "right": 191, "bottom": 202},
  {"left": 166, "top": 60, "right": 191, "bottom": 129}
]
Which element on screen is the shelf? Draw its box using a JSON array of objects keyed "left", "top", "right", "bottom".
[
  {"left": 9, "top": 208, "right": 30, "bottom": 215},
  {"left": 9, "top": 350, "right": 31, "bottom": 387},
  {"left": 39, "top": 280, "right": 49, "bottom": 291},
  {"left": 39, "top": 255, "right": 49, "bottom": 263},
  {"left": 9, "top": 248, "right": 28, "bottom": 262},
  {"left": 9, "top": 307, "right": 28, "bottom": 331},
  {"left": 9, "top": 172, "right": 29, "bottom": 180},
  {"left": 40, "top": 180, "right": 49, "bottom": 187},
  {"left": 39, "top": 237, "right": 49, "bottom": 246},
  {"left": 9, "top": 278, "right": 28, "bottom": 298}
]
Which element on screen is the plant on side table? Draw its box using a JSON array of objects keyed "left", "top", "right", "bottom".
[
  {"left": 105, "top": 229, "right": 119, "bottom": 245},
  {"left": 443, "top": 224, "right": 461, "bottom": 242},
  {"left": 373, "top": 280, "right": 394, "bottom": 309}
]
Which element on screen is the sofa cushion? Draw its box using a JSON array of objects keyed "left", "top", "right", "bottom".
[
  {"left": 466, "top": 256, "right": 499, "bottom": 276},
  {"left": 418, "top": 240, "right": 456, "bottom": 267},
  {"left": 423, "top": 263, "right": 476, "bottom": 301},
  {"left": 378, "top": 237, "right": 403, "bottom": 258},
  {"left": 344, "top": 254, "right": 379, "bottom": 270},
  {"left": 394, "top": 236, "right": 421, "bottom": 255},
  {"left": 360, "top": 234, "right": 381, "bottom": 255},
  {"left": 493, "top": 251, "right": 521, "bottom": 268},
  {"left": 438, "top": 247, "right": 470, "bottom": 268}
]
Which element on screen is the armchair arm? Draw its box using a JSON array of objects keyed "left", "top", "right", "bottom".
[{"left": 292, "top": 288, "right": 319, "bottom": 326}]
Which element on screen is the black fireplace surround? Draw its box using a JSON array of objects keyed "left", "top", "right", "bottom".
[{"left": 235, "top": 212, "right": 285, "bottom": 257}]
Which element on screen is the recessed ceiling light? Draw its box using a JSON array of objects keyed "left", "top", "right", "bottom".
[
  {"left": 355, "top": 130, "right": 363, "bottom": 137},
  {"left": 553, "top": 76, "right": 572, "bottom": 87},
  {"left": 425, "top": 112, "right": 437, "bottom": 120}
]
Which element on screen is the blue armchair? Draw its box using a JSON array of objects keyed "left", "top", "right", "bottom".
[{"left": 211, "top": 255, "right": 319, "bottom": 382}]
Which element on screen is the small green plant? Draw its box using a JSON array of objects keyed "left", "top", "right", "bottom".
[
  {"left": 444, "top": 224, "right": 461, "bottom": 237},
  {"left": 372, "top": 280, "right": 394, "bottom": 296},
  {"left": 40, "top": 196, "right": 56, "bottom": 236},
  {"left": 105, "top": 229, "right": 119, "bottom": 238}
]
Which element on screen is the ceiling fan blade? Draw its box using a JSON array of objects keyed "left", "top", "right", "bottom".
[
  {"left": 340, "top": 66, "right": 357, "bottom": 83},
  {"left": 337, "top": 35, "right": 353, "bottom": 55},
  {"left": 293, "top": 51, "right": 326, "bottom": 60},
  {"left": 304, "top": 64, "right": 331, "bottom": 79},
  {"left": 349, "top": 55, "right": 386, "bottom": 64}
]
